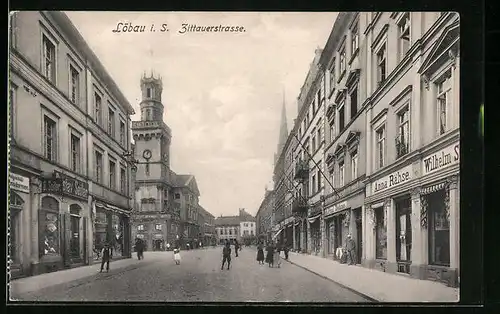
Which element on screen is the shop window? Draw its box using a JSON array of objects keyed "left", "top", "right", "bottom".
[
  {"left": 9, "top": 192, "right": 24, "bottom": 264},
  {"left": 69, "top": 204, "right": 81, "bottom": 258},
  {"left": 395, "top": 198, "right": 412, "bottom": 265},
  {"left": 40, "top": 196, "right": 60, "bottom": 257},
  {"left": 112, "top": 214, "right": 124, "bottom": 257},
  {"left": 374, "top": 207, "right": 387, "bottom": 259},
  {"left": 428, "top": 190, "right": 450, "bottom": 266},
  {"left": 94, "top": 209, "right": 108, "bottom": 252}
]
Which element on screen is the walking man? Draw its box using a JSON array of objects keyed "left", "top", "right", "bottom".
[
  {"left": 100, "top": 242, "right": 112, "bottom": 272},
  {"left": 221, "top": 241, "right": 232, "bottom": 270},
  {"left": 234, "top": 240, "right": 240, "bottom": 257}
]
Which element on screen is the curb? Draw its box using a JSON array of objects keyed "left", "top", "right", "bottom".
[{"left": 284, "top": 258, "right": 380, "bottom": 302}]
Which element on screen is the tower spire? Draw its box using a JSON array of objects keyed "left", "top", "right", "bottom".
[{"left": 277, "top": 88, "right": 288, "bottom": 156}]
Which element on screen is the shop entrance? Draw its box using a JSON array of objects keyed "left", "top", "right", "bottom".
[
  {"left": 153, "top": 239, "right": 163, "bottom": 251},
  {"left": 69, "top": 205, "right": 81, "bottom": 260},
  {"left": 9, "top": 192, "right": 24, "bottom": 266},
  {"left": 354, "top": 208, "right": 362, "bottom": 264},
  {"left": 396, "top": 197, "right": 412, "bottom": 274},
  {"left": 327, "top": 219, "right": 335, "bottom": 255}
]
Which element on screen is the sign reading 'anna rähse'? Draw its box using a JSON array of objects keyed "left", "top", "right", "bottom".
[{"left": 372, "top": 164, "right": 413, "bottom": 195}]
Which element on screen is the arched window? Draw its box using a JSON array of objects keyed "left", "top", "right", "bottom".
[{"left": 40, "top": 196, "right": 60, "bottom": 256}]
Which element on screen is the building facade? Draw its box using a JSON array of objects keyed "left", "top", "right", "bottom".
[
  {"left": 198, "top": 206, "right": 216, "bottom": 246},
  {"left": 9, "top": 11, "right": 135, "bottom": 278},
  {"left": 268, "top": 11, "right": 460, "bottom": 288},
  {"left": 238, "top": 208, "right": 256, "bottom": 240},
  {"left": 255, "top": 188, "right": 275, "bottom": 240},
  {"left": 215, "top": 216, "right": 240, "bottom": 244}
]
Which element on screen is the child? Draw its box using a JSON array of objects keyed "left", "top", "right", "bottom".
[
  {"left": 100, "top": 243, "right": 112, "bottom": 273},
  {"left": 173, "top": 248, "right": 181, "bottom": 265},
  {"left": 221, "top": 241, "right": 231, "bottom": 270}
]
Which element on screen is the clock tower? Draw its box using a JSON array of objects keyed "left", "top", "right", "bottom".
[{"left": 131, "top": 71, "right": 178, "bottom": 250}]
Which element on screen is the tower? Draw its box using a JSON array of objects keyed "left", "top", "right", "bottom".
[
  {"left": 274, "top": 91, "right": 289, "bottom": 165},
  {"left": 131, "top": 72, "right": 175, "bottom": 250}
]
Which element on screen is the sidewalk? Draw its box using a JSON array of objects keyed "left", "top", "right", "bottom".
[
  {"left": 10, "top": 256, "right": 143, "bottom": 295},
  {"left": 285, "top": 252, "right": 459, "bottom": 303}
]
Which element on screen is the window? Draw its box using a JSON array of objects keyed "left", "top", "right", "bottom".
[
  {"left": 339, "top": 100, "right": 345, "bottom": 132},
  {"left": 312, "top": 135, "right": 316, "bottom": 152},
  {"left": 147, "top": 109, "right": 152, "bottom": 120},
  {"left": 306, "top": 113, "right": 310, "bottom": 127},
  {"left": 147, "top": 87, "right": 152, "bottom": 98},
  {"left": 351, "top": 22, "right": 359, "bottom": 57},
  {"left": 329, "top": 63, "right": 336, "bottom": 92},
  {"left": 398, "top": 13, "right": 411, "bottom": 58},
  {"left": 95, "top": 150, "right": 103, "bottom": 183},
  {"left": 376, "top": 44, "right": 387, "bottom": 86},
  {"left": 317, "top": 128, "right": 322, "bottom": 146},
  {"left": 43, "top": 116, "right": 57, "bottom": 161},
  {"left": 311, "top": 174, "right": 316, "bottom": 194},
  {"left": 317, "top": 89, "right": 322, "bottom": 107},
  {"left": 108, "top": 107, "right": 115, "bottom": 136},
  {"left": 229, "top": 229, "right": 232, "bottom": 236},
  {"left": 94, "top": 92, "right": 102, "bottom": 125},
  {"left": 329, "top": 122, "right": 335, "bottom": 142},
  {"left": 70, "top": 133, "right": 80, "bottom": 172},
  {"left": 120, "top": 167, "right": 126, "bottom": 194},
  {"left": 329, "top": 170, "right": 336, "bottom": 190},
  {"left": 175, "top": 193, "right": 181, "bottom": 199},
  {"left": 375, "top": 207, "right": 387, "bottom": 259},
  {"left": 69, "top": 65, "right": 79, "bottom": 104},
  {"left": 436, "top": 70, "right": 452, "bottom": 135},
  {"left": 109, "top": 159, "right": 116, "bottom": 190},
  {"left": 428, "top": 190, "right": 450, "bottom": 266},
  {"left": 40, "top": 196, "right": 60, "bottom": 256},
  {"left": 155, "top": 224, "right": 162, "bottom": 231},
  {"left": 351, "top": 151, "right": 358, "bottom": 180},
  {"left": 376, "top": 125, "right": 386, "bottom": 169},
  {"left": 312, "top": 100, "right": 316, "bottom": 114},
  {"left": 137, "top": 224, "right": 144, "bottom": 231},
  {"left": 339, "top": 162, "right": 345, "bottom": 186},
  {"left": 396, "top": 105, "right": 410, "bottom": 158},
  {"left": 120, "top": 121, "right": 126, "bottom": 146},
  {"left": 42, "top": 35, "right": 56, "bottom": 83},
  {"left": 340, "top": 45, "right": 346, "bottom": 75},
  {"left": 350, "top": 87, "right": 358, "bottom": 119}
]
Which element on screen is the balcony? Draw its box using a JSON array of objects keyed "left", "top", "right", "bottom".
[
  {"left": 294, "top": 160, "right": 309, "bottom": 181},
  {"left": 292, "top": 198, "right": 308, "bottom": 214}
]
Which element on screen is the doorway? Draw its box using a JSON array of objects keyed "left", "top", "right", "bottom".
[
  {"left": 395, "top": 197, "right": 412, "bottom": 274},
  {"left": 153, "top": 239, "right": 163, "bottom": 251},
  {"left": 354, "top": 208, "right": 362, "bottom": 264},
  {"left": 69, "top": 205, "right": 81, "bottom": 260},
  {"left": 9, "top": 192, "right": 24, "bottom": 267}
]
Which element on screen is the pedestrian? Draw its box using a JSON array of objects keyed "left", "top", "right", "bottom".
[
  {"left": 221, "top": 241, "right": 232, "bottom": 270},
  {"left": 265, "top": 241, "right": 274, "bottom": 267},
  {"left": 234, "top": 240, "right": 240, "bottom": 257},
  {"left": 136, "top": 238, "right": 145, "bottom": 260},
  {"left": 284, "top": 242, "right": 290, "bottom": 260},
  {"left": 166, "top": 242, "right": 171, "bottom": 251},
  {"left": 345, "top": 234, "right": 356, "bottom": 265},
  {"left": 256, "top": 241, "right": 265, "bottom": 264},
  {"left": 100, "top": 242, "right": 112, "bottom": 273},
  {"left": 273, "top": 240, "right": 282, "bottom": 268},
  {"left": 173, "top": 248, "right": 181, "bottom": 265}
]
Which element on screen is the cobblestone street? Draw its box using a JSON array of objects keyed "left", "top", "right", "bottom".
[{"left": 11, "top": 248, "right": 371, "bottom": 302}]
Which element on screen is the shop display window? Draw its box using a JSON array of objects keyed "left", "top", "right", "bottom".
[
  {"left": 428, "top": 190, "right": 450, "bottom": 266},
  {"left": 40, "top": 196, "right": 60, "bottom": 257},
  {"left": 375, "top": 207, "right": 387, "bottom": 259}
]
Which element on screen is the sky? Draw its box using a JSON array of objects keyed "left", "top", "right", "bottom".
[{"left": 65, "top": 11, "right": 338, "bottom": 217}]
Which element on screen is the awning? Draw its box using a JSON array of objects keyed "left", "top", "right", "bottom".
[
  {"left": 95, "top": 201, "right": 131, "bottom": 217},
  {"left": 307, "top": 213, "right": 321, "bottom": 224},
  {"left": 272, "top": 228, "right": 284, "bottom": 240},
  {"left": 421, "top": 181, "right": 446, "bottom": 195}
]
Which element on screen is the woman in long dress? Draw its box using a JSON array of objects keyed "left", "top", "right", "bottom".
[
  {"left": 256, "top": 241, "right": 265, "bottom": 264},
  {"left": 273, "top": 241, "right": 282, "bottom": 268},
  {"left": 265, "top": 241, "right": 274, "bottom": 267}
]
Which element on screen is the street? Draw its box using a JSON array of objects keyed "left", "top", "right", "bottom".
[{"left": 12, "top": 247, "right": 371, "bottom": 302}]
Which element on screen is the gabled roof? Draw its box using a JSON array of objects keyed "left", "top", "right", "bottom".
[
  {"left": 173, "top": 174, "right": 200, "bottom": 196},
  {"left": 214, "top": 216, "right": 240, "bottom": 226},
  {"left": 418, "top": 19, "right": 460, "bottom": 76}
]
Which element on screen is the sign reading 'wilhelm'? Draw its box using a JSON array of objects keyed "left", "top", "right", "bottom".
[
  {"left": 372, "top": 164, "right": 413, "bottom": 195},
  {"left": 422, "top": 142, "right": 459, "bottom": 176}
]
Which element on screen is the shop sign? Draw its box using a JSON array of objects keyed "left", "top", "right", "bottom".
[
  {"left": 324, "top": 201, "right": 348, "bottom": 217},
  {"left": 41, "top": 172, "right": 88, "bottom": 200},
  {"left": 422, "top": 142, "right": 459, "bottom": 176},
  {"left": 9, "top": 173, "right": 30, "bottom": 193},
  {"left": 372, "top": 164, "right": 413, "bottom": 195}
]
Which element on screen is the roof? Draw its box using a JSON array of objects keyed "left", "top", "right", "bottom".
[
  {"left": 214, "top": 216, "right": 240, "bottom": 226},
  {"left": 48, "top": 12, "right": 135, "bottom": 115},
  {"left": 172, "top": 173, "right": 200, "bottom": 196}
]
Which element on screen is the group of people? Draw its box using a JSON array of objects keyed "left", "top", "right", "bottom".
[{"left": 256, "top": 240, "right": 289, "bottom": 268}]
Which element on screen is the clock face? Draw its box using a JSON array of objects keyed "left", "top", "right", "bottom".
[{"left": 143, "top": 149, "right": 152, "bottom": 160}]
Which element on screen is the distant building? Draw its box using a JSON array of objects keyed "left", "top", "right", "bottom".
[
  {"left": 238, "top": 208, "right": 256, "bottom": 238},
  {"left": 198, "top": 205, "right": 216, "bottom": 246},
  {"left": 255, "top": 188, "right": 275, "bottom": 241},
  {"left": 215, "top": 216, "right": 240, "bottom": 245}
]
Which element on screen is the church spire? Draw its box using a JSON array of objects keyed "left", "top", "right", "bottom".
[{"left": 277, "top": 89, "right": 288, "bottom": 156}]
